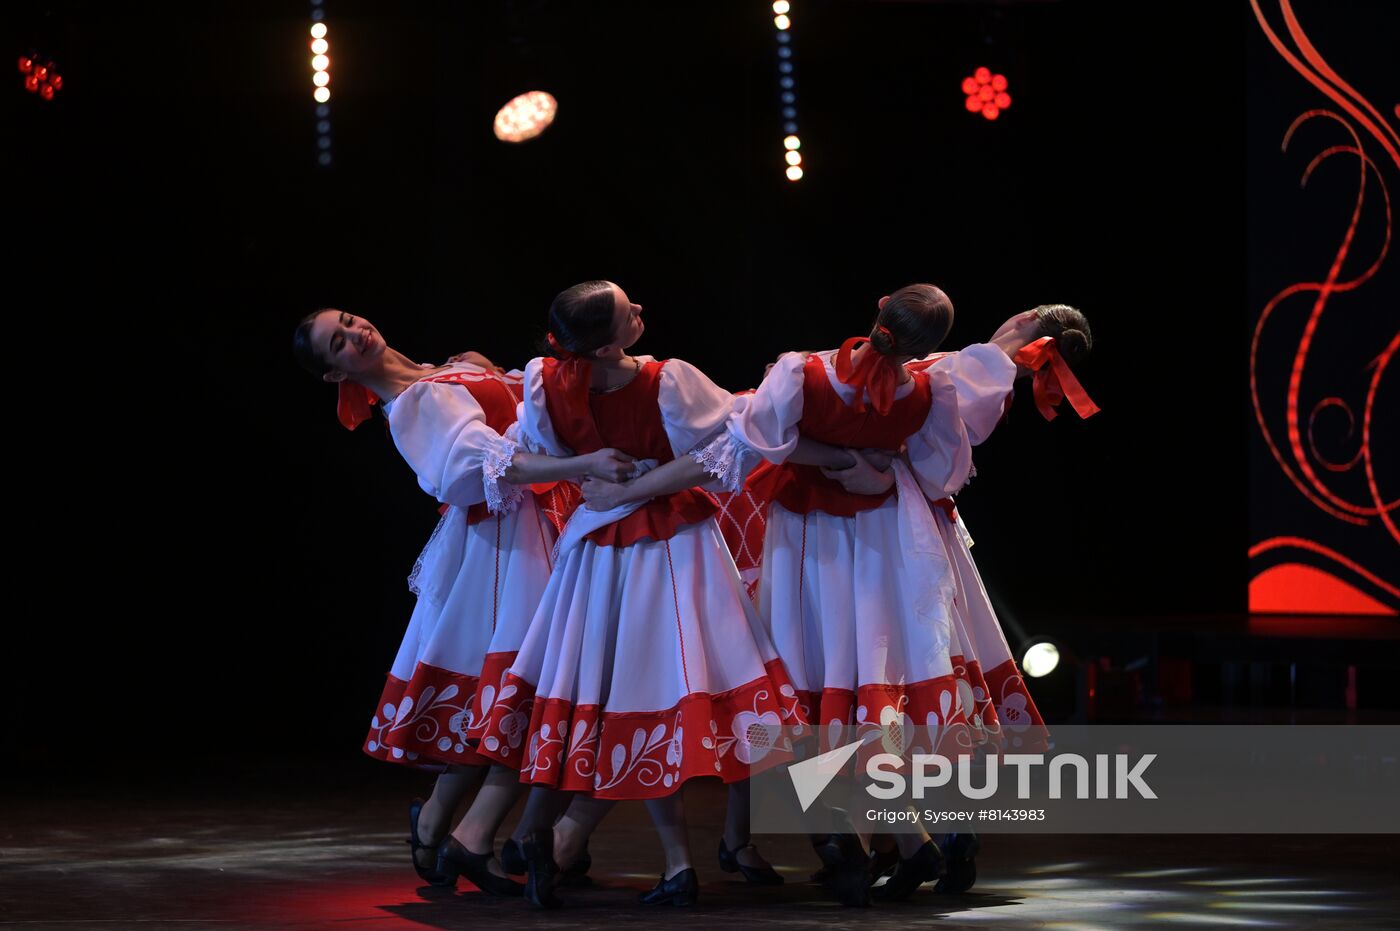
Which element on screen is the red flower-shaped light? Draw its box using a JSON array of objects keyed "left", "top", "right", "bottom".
[
  {"left": 17, "top": 52, "right": 61, "bottom": 101},
  {"left": 961, "top": 67, "right": 1011, "bottom": 121}
]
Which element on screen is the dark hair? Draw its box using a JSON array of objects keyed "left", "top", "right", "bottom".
[
  {"left": 870, "top": 283, "right": 954, "bottom": 359},
  {"left": 1032, "top": 304, "right": 1092, "bottom": 364},
  {"left": 546, "top": 280, "right": 617, "bottom": 357},
  {"left": 292, "top": 308, "right": 335, "bottom": 375}
]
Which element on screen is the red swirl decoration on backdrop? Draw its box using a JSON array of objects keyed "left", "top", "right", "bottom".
[{"left": 1248, "top": 1, "right": 1398, "bottom": 614}]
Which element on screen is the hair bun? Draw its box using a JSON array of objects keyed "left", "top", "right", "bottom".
[
  {"left": 1033, "top": 304, "right": 1092, "bottom": 365},
  {"left": 869, "top": 325, "right": 897, "bottom": 355}
]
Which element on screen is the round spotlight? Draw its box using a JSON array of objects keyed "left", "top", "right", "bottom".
[
  {"left": 18, "top": 56, "right": 34, "bottom": 74},
  {"left": 982, "top": 105, "right": 1000, "bottom": 120},
  {"left": 786, "top": 165, "right": 803, "bottom": 181},
  {"left": 313, "top": 70, "right": 330, "bottom": 87},
  {"left": 493, "top": 90, "right": 558, "bottom": 143},
  {"left": 314, "top": 86, "right": 331, "bottom": 103},
  {"left": 995, "top": 92, "right": 1011, "bottom": 109},
  {"left": 774, "top": 14, "right": 791, "bottom": 30},
  {"left": 1022, "top": 641, "right": 1061, "bottom": 678},
  {"left": 785, "top": 150, "right": 802, "bottom": 166},
  {"left": 974, "top": 66, "right": 991, "bottom": 84},
  {"left": 312, "top": 54, "right": 330, "bottom": 71},
  {"left": 772, "top": 0, "right": 791, "bottom": 12},
  {"left": 964, "top": 95, "right": 982, "bottom": 113},
  {"left": 991, "top": 73, "right": 1008, "bottom": 92},
  {"left": 310, "top": 22, "right": 327, "bottom": 39},
  {"left": 783, "top": 134, "right": 801, "bottom": 150},
  {"left": 783, "top": 121, "right": 798, "bottom": 133},
  {"left": 311, "top": 38, "right": 329, "bottom": 55},
  {"left": 316, "top": 103, "right": 330, "bottom": 117}
]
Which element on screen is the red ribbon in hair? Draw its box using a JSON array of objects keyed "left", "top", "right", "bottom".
[
  {"left": 540, "top": 334, "right": 603, "bottom": 452},
  {"left": 1012, "top": 336, "right": 1100, "bottom": 421},
  {"left": 835, "top": 329, "right": 900, "bottom": 415},
  {"left": 337, "top": 381, "right": 379, "bottom": 431}
]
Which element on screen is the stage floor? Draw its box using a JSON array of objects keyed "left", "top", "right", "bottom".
[{"left": 3, "top": 773, "right": 1396, "bottom": 929}]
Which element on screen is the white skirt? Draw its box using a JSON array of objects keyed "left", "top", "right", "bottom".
[
  {"left": 364, "top": 496, "right": 556, "bottom": 766},
  {"left": 472, "top": 518, "right": 806, "bottom": 799},
  {"left": 759, "top": 498, "right": 996, "bottom": 757},
  {"left": 933, "top": 507, "right": 1046, "bottom": 749}
]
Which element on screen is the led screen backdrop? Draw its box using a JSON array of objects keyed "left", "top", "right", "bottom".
[{"left": 1247, "top": 1, "right": 1399, "bottom": 615}]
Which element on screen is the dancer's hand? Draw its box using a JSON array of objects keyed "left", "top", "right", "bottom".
[
  {"left": 445, "top": 350, "right": 504, "bottom": 372},
  {"left": 763, "top": 350, "right": 812, "bottom": 379},
  {"left": 580, "top": 476, "right": 631, "bottom": 511},
  {"left": 585, "top": 448, "right": 637, "bottom": 482},
  {"left": 821, "top": 449, "right": 894, "bottom": 495}
]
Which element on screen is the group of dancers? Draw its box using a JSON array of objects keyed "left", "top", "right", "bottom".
[{"left": 291, "top": 280, "right": 1095, "bottom": 907}]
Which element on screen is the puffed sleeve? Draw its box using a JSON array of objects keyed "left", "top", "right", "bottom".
[
  {"left": 905, "top": 369, "right": 974, "bottom": 499},
  {"left": 924, "top": 343, "right": 1016, "bottom": 446},
  {"left": 516, "top": 357, "right": 573, "bottom": 457},
  {"left": 386, "top": 380, "right": 504, "bottom": 510},
  {"left": 685, "top": 350, "right": 806, "bottom": 492},
  {"left": 656, "top": 358, "right": 745, "bottom": 489}
]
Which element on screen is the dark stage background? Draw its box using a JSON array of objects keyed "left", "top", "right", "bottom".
[{"left": 8, "top": 0, "right": 1254, "bottom": 769}]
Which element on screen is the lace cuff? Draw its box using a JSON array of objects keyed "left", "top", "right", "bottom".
[
  {"left": 483, "top": 431, "right": 525, "bottom": 515},
  {"left": 688, "top": 429, "right": 761, "bottom": 494}
]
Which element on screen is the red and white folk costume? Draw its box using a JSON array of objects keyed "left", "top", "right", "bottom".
[
  {"left": 714, "top": 341, "right": 996, "bottom": 758},
  {"left": 471, "top": 356, "right": 806, "bottom": 799},
  {"left": 362, "top": 363, "right": 570, "bottom": 767},
  {"left": 907, "top": 346, "right": 1048, "bottom": 749}
]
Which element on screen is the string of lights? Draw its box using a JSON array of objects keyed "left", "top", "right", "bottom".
[
  {"left": 771, "top": 2, "right": 802, "bottom": 181},
  {"left": 310, "top": 1, "right": 332, "bottom": 167}
]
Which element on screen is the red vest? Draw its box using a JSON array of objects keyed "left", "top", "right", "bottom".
[
  {"left": 541, "top": 359, "right": 715, "bottom": 546},
  {"left": 764, "top": 355, "right": 933, "bottom": 517}
]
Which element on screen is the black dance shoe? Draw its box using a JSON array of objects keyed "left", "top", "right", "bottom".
[
  {"left": 811, "top": 833, "right": 872, "bottom": 906},
  {"left": 638, "top": 867, "right": 698, "bottom": 906},
  {"left": 872, "top": 839, "right": 945, "bottom": 901},
  {"left": 500, "top": 837, "right": 527, "bottom": 876},
  {"left": 522, "top": 830, "right": 564, "bottom": 908},
  {"left": 718, "top": 837, "right": 784, "bottom": 885},
  {"left": 407, "top": 798, "right": 452, "bottom": 887},
  {"left": 436, "top": 837, "right": 524, "bottom": 896},
  {"left": 933, "top": 832, "right": 979, "bottom": 894}
]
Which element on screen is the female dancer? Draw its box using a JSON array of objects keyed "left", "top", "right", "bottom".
[
  {"left": 576, "top": 284, "right": 976, "bottom": 904},
  {"left": 468, "top": 280, "right": 807, "bottom": 907},
  {"left": 890, "top": 303, "right": 1093, "bottom": 894},
  {"left": 292, "top": 308, "right": 628, "bottom": 892}
]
